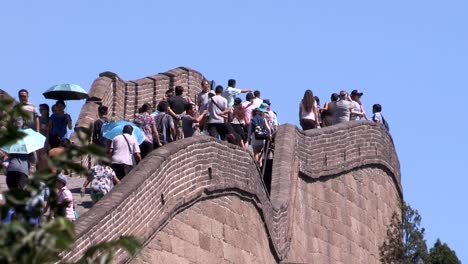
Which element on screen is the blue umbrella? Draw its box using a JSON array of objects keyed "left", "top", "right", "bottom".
[
  {"left": 102, "top": 121, "right": 146, "bottom": 145},
  {"left": 43, "top": 83, "right": 88, "bottom": 100},
  {"left": 0, "top": 128, "right": 46, "bottom": 154}
]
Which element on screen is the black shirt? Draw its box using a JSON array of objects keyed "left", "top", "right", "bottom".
[{"left": 168, "top": 95, "right": 188, "bottom": 115}]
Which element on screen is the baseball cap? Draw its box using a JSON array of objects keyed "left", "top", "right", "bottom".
[
  {"left": 263, "top": 99, "right": 271, "bottom": 105},
  {"left": 257, "top": 103, "right": 269, "bottom": 113},
  {"left": 350, "top": 90, "right": 364, "bottom": 96}
]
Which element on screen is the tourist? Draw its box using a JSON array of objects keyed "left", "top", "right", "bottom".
[
  {"left": 38, "top": 103, "right": 50, "bottom": 137},
  {"left": 167, "top": 86, "right": 189, "bottom": 140},
  {"left": 81, "top": 161, "right": 120, "bottom": 204},
  {"left": 223, "top": 79, "right": 253, "bottom": 108},
  {"left": 350, "top": 90, "right": 368, "bottom": 121},
  {"left": 372, "top": 103, "right": 390, "bottom": 131},
  {"left": 250, "top": 104, "right": 271, "bottom": 165},
  {"left": 263, "top": 99, "right": 278, "bottom": 134},
  {"left": 197, "top": 79, "right": 210, "bottom": 113},
  {"left": 207, "top": 85, "right": 229, "bottom": 140},
  {"left": 55, "top": 173, "right": 75, "bottom": 221},
  {"left": 48, "top": 138, "right": 71, "bottom": 176},
  {"left": 181, "top": 103, "right": 207, "bottom": 138},
  {"left": 321, "top": 93, "right": 338, "bottom": 127},
  {"left": 17, "top": 89, "right": 40, "bottom": 132},
  {"left": 48, "top": 100, "right": 72, "bottom": 139},
  {"left": 230, "top": 98, "right": 248, "bottom": 148},
  {"left": 334, "top": 90, "right": 354, "bottom": 124},
  {"left": 6, "top": 153, "right": 30, "bottom": 190},
  {"left": 299, "top": 89, "right": 319, "bottom": 130},
  {"left": 37, "top": 103, "right": 50, "bottom": 171},
  {"left": 134, "top": 103, "right": 161, "bottom": 158},
  {"left": 154, "top": 101, "right": 176, "bottom": 145},
  {"left": 253, "top": 90, "right": 263, "bottom": 108},
  {"left": 242, "top": 92, "right": 256, "bottom": 127},
  {"left": 109, "top": 125, "right": 141, "bottom": 180},
  {"left": 92, "top": 105, "right": 111, "bottom": 148}
]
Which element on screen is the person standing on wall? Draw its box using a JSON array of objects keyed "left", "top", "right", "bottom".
[
  {"left": 134, "top": 102, "right": 162, "bottom": 159},
  {"left": 167, "top": 86, "right": 189, "bottom": 141},
  {"left": 108, "top": 125, "right": 141, "bottom": 180},
  {"left": 299, "top": 89, "right": 320, "bottom": 130},
  {"left": 48, "top": 100, "right": 72, "bottom": 140},
  {"left": 207, "top": 85, "right": 230, "bottom": 140},
  {"left": 223, "top": 79, "right": 253, "bottom": 108},
  {"left": 349, "top": 89, "right": 369, "bottom": 121},
  {"left": 334, "top": 90, "right": 354, "bottom": 124},
  {"left": 17, "top": 89, "right": 40, "bottom": 174},
  {"left": 17, "top": 89, "right": 40, "bottom": 132}
]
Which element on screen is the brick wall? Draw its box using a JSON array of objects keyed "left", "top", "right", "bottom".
[{"left": 133, "top": 195, "right": 277, "bottom": 264}]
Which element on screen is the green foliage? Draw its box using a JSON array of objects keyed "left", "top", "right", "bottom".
[
  {"left": 428, "top": 239, "right": 461, "bottom": 264},
  {"left": 0, "top": 99, "right": 141, "bottom": 263},
  {"left": 380, "top": 202, "right": 429, "bottom": 264}
]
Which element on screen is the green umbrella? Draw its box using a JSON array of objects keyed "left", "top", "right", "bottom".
[{"left": 43, "top": 83, "right": 88, "bottom": 100}]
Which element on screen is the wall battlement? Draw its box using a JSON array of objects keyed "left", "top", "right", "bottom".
[{"left": 63, "top": 68, "right": 402, "bottom": 263}]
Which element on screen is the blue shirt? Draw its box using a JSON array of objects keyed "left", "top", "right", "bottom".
[{"left": 49, "top": 114, "right": 69, "bottom": 138}]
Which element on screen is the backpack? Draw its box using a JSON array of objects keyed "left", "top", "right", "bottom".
[
  {"left": 251, "top": 116, "right": 268, "bottom": 140},
  {"left": 382, "top": 116, "right": 390, "bottom": 131}
]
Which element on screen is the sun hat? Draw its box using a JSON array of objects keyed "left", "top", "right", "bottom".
[
  {"left": 57, "top": 173, "right": 68, "bottom": 185},
  {"left": 257, "top": 103, "right": 269, "bottom": 113}
]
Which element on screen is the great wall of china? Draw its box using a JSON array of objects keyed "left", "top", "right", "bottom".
[{"left": 6, "top": 67, "right": 403, "bottom": 263}]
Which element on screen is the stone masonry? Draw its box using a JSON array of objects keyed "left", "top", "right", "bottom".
[{"left": 16, "top": 68, "right": 402, "bottom": 263}]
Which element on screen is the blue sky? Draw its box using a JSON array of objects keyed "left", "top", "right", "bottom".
[{"left": 1, "top": 1, "right": 467, "bottom": 261}]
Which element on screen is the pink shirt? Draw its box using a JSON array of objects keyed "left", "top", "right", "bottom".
[{"left": 58, "top": 186, "right": 75, "bottom": 221}]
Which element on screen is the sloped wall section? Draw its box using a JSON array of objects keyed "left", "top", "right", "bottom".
[{"left": 61, "top": 67, "right": 402, "bottom": 263}]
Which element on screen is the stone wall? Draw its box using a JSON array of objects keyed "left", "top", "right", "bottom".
[
  {"left": 62, "top": 121, "right": 401, "bottom": 263},
  {"left": 133, "top": 195, "right": 276, "bottom": 264}
]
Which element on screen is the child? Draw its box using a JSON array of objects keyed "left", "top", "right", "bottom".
[
  {"left": 55, "top": 173, "right": 75, "bottom": 221},
  {"left": 372, "top": 104, "right": 389, "bottom": 131}
]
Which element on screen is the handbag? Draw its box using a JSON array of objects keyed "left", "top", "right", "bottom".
[{"left": 122, "top": 134, "right": 137, "bottom": 166}]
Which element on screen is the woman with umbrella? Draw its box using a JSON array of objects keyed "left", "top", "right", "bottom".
[
  {"left": 1, "top": 128, "right": 47, "bottom": 190},
  {"left": 48, "top": 100, "right": 72, "bottom": 139},
  {"left": 5, "top": 153, "right": 30, "bottom": 190}
]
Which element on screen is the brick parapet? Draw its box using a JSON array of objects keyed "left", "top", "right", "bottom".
[{"left": 63, "top": 136, "right": 286, "bottom": 263}]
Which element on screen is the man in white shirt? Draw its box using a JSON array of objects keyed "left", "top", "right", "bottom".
[
  {"left": 208, "top": 85, "right": 230, "bottom": 140},
  {"left": 223, "top": 79, "right": 253, "bottom": 108},
  {"left": 197, "top": 79, "right": 210, "bottom": 113},
  {"left": 263, "top": 99, "right": 278, "bottom": 133},
  {"left": 253, "top": 90, "right": 263, "bottom": 108},
  {"left": 109, "top": 125, "right": 141, "bottom": 180}
]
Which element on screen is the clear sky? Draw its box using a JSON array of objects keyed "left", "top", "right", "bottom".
[{"left": 1, "top": 0, "right": 467, "bottom": 261}]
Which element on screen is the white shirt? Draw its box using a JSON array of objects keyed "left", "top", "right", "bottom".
[
  {"left": 208, "top": 95, "right": 228, "bottom": 124},
  {"left": 111, "top": 134, "right": 140, "bottom": 165},
  {"left": 253, "top": 98, "right": 263, "bottom": 108}
]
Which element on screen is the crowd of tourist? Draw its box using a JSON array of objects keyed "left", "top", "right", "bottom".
[
  {"left": 299, "top": 89, "right": 389, "bottom": 131},
  {"left": 1, "top": 82, "right": 389, "bottom": 223}
]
